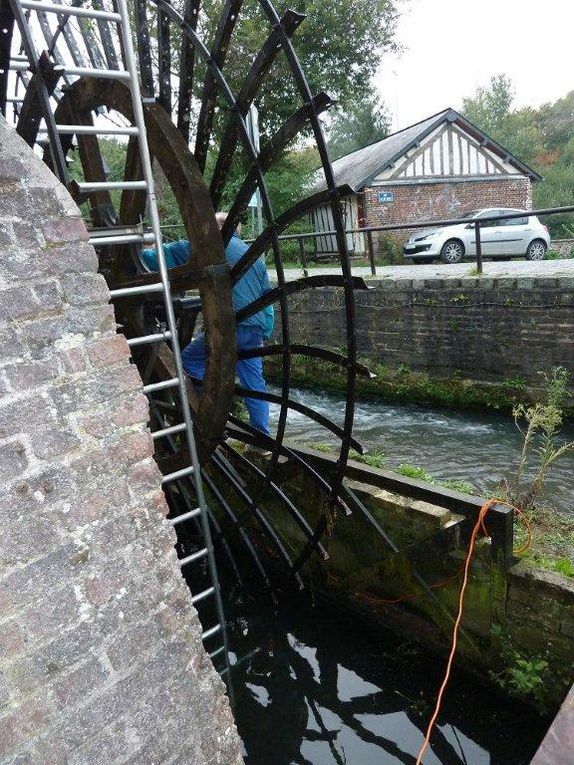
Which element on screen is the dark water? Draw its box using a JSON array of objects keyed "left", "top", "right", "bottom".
[
  {"left": 227, "top": 592, "right": 547, "bottom": 765},
  {"left": 269, "top": 388, "right": 574, "bottom": 514}
]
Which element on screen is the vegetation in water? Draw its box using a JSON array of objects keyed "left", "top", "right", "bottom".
[
  {"left": 499, "top": 367, "right": 574, "bottom": 514},
  {"left": 264, "top": 354, "right": 557, "bottom": 419}
]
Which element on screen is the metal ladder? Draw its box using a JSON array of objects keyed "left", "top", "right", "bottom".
[{"left": 9, "top": 0, "right": 232, "bottom": 681}]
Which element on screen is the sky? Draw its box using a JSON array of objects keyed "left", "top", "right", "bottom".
[{"left": 376, "top": 0, "right": 574, "bottom": 132}]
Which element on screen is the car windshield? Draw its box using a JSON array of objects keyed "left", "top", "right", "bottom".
[{"left": 462, "top": 209, "right": 491, "bottom": 219}]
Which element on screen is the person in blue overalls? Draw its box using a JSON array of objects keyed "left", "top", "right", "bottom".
[{"left": 140, "top": 212, "right": 274, "bottom": 436}]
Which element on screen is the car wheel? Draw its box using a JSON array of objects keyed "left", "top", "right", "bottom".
[
  {"left": 525, "top": 239, "right": 547, "bottom": 260},
  {"left": 440, "top": 239, "right": 464, "bottom": 264}
]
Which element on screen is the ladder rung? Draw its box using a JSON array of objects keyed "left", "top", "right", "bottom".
[
  {"left": 54, "top": 65, "right": 131, "bottom": 81},
  {"left": 75, "top": 180, "right": 147, "bottom": 192},
  {"left": 57, "top": 124, "right": 139, "bottom": 136},
  {"left": 209, "top": 646, "right": 226, "bottom": 660},
  {"left": 109, "top": 283, "right": 164, "bottom": 299},
  {"left": 20, "top": 0, "right": 122, "bottom": 22},
  {"left": 179, "top": 548, "right": 207, "bottom": 567},
  {"left": 169, "top": 506, "right": 200, "bottom": 525},
  {"left": 7, "top": 98, "right": 24, "bottom": 102},
  {"left": 201, "top": 624, "right": 222, "bottom": 641},
  {"left": 127, "top": 331, "right": 172, "bottom": 347},
  {"left": 142, "top": 378, "right": 179, "bottom": 394},
  {"left": 191, "top": 586, "right": 215, "bottom": 605},
  {"left": 88, "top": 232, "right": 155, "bottom": 246},
  {"left": 9, "top": 61, "right": 29, "bottom": 71},
  {"left": 162, "top": 465, "right": 195, "bottom": 485},
  {"left": 153, "top": 422, "right": 188, "bottom": 441}
]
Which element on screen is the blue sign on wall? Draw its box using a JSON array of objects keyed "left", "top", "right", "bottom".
[{"left": 377, "top": 191, "right": 395, "bottom": 203}]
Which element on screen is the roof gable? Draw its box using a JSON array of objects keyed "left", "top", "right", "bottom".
[{"left": 315, "top": 108, "right": 540, "bottom": 192}]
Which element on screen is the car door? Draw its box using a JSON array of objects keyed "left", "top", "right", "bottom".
[
  {"left": 474, "top": 210, "right": 504, "bottom": 255},
  {"left": 498, "top": 210, "right": 531, "bottom": 255}
]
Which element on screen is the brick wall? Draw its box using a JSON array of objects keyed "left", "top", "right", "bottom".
[
  {"left": 280, "top": 274, "right": 574, "bottom": 385},
  {"left": 364, "top": 177, "right": 532, "bottom": 251},
  {"left": 0, "top": 117, "right": 243, "bottom": 764}
]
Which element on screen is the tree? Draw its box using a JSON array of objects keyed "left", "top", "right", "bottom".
[
  {"left": 327, "top": 94, "right": 391, "bottom": 160},
  {"left": 200, "top": 0, "right": 399, "bottom": 137},
  {"left": 536, "top": 91, "right": 574, "bottom": 151},
  {"left": 461, "top": 74, "right": 544, "bottom": 167}
]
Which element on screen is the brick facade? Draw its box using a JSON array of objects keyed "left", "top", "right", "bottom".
[
  {"left": 0, "top": 117, "right": 244, "bottom": 764},
  {"left": 363, "top": 177, "right": 532, "bottom": 250}
]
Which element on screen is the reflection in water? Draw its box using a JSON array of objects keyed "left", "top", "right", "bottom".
[
  {"left": 269, "top": 387, "right": 574, "bottom": 513},
  {"left": 228, "top": 593, "right": 546, "bottom": 765}
]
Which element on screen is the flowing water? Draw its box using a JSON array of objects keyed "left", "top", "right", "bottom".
[
  {"left": 269, "top": 388, "right": 574, "bottom": 514},
  {"left": 227, "top": 591, "right": 547, "bottom": 765}
]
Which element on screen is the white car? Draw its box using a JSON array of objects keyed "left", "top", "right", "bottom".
[{"left": 403, "top": 208, "right": 550, "bottom": 264}]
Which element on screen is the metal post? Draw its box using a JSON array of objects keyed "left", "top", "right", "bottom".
[
  {"left": 474, "top": 220, "right": 483, "bottom": 274},
  {"left": 298, "top": 237, "right": 307, "bottom": 274},
  {"left": 366, "top": 229, "right": 376, "bottom": 276}
]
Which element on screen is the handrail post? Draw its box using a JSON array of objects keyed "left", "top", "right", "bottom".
[
  {"left": 474, "top": 220, "right": 483, "bottom": 274},
  {"left": 298, "top": 237, "right": 307, "bottom": 274},
  {"left": 366, "top": 228, "right": 376, "bottom": 276}
]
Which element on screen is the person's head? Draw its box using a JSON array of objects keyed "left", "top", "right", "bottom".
[{"left": 215, "top": 211, "right": 241, "bottom": 235}]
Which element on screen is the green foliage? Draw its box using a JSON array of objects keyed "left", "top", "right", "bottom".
[
  {"left": 462, "top": 75, "right": 544, "bottom": 168},
  {"left": 461, "top": 76, "right": 574, "bottom": 237},
  {"left": 531, "top": 554, "right": 574, "bottom": 578},
  {"left": 327, "top": 94, "right": 391, "bottom": 160},
  {"left": 201, "top": 0, "right": 398, "bottom": 137},
  {"left": 377, "top": 234, "right": 403, "bottom": 265},
  {"left": 489, "top": 626, "right": 550, "bottom": 711},
  {"left": 349, "top": 448, "right": 387, "bottom": 469},
  {"left": 500, "top": 367, "right": 574, "bottom": 513},
  {"left": 395, "top": 464, "right": 474, "bottom": 495},
  {"left": 500, "top": 376, "right": 527, "bottom": 392}
]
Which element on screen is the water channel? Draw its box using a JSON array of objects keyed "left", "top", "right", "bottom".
[
  {"left": 227, "top": 590, "right": 547, "bottom": 765},
  {"left": 269, "top": 388, "right": 574, "bottom": 514},
  {"left": 219, "top": 388, "right": 568, "bottom": 763}
]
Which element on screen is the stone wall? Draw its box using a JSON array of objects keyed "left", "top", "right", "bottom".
[
  {"left": 363, "top": 177, "right": 532, "bottom": 250},
  {"left": 0, "top": 118, "right": 243, "bottom": 763},
  {"left": 281, "top": 274, "right": 574, "bottom": 386}
]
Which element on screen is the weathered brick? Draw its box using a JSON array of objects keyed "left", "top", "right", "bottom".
[
  {"left": 88, "top": 334, "right": 131, "bottom": 368},
  {"left": 52, "top": 657, "right": 111, "bottom": 710},
  {"left": 0, "top": 286, "right": 40, "bottom": 323},
  {"left": 48, "top": 241, "right": 99, "bottom": 275},
  {"left": 0, "top": 622, "right": 25, "bottom": 662},
  {"left": 109, "top": 431, "right": 153, "bottom": 464},
  {"left": 42, "top": 217, "right": 88, "bottom": 245},
  {"left": 19, "top": 315, "right": 68, "bottom": 355},
  {"left": 0, "top": 158, "right": 27, "bottom": 183},
  {"left": 28, "top": 425, "right": 80, "bottom": 460},
  {"left": 61, "top": 272, "right": 109, "bottom": 307},
  {"left": 66, "top": 304, "right": 116, "bottom": 335},
  {"left": 112, "top": 394, "right": 149, "bottom": 427},
  {"left": 3, "top": 359, "right": 60, "bottom": 391},
  {"left": 0, "top": 441, "right": 28, "bottom": 483}
]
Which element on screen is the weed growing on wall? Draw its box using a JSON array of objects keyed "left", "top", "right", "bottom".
[
  {"left": 489, "top": 626, "right": 550, "bottom": 712},
  {"left": 500, "top": 367, "right": 574, "bottom": 513}
]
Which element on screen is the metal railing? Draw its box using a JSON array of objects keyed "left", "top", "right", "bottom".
[{"left": 243, "top": 203, "right": 574, "bottom": 275}]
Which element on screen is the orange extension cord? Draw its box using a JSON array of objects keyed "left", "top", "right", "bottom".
[{"left": 415, "top": 498, "right": 532, "bottom": 765}]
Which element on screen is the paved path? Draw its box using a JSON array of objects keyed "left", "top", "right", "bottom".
[{"left": 271, "top": 258, "right": 574, "bottom": 282}]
